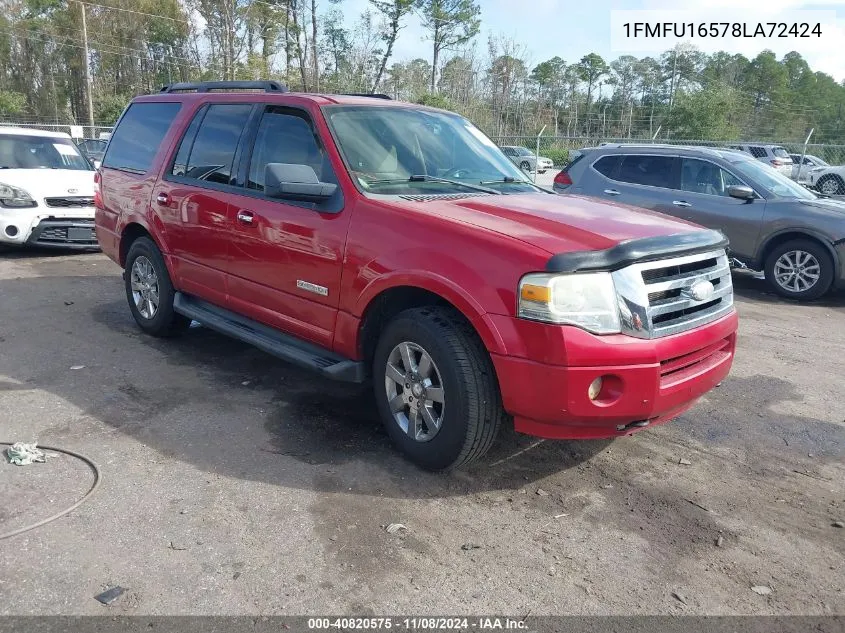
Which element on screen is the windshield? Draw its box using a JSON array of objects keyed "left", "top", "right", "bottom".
[
  {"left": 324, "top": 106, "right": 537, "bottom": 194},
  {"left": 0, "top": 134, "right": 92, "bottom": 170},
  {"left": 730, "top": 158, "right": 816, "bottom": 199}
]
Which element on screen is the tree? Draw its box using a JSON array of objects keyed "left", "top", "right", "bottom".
[
  {"left": 575, "top": 53, "right": 608, "bottom": 117},
  {"left": 369, "top": 0, "right": 415, "bottom": 93},
  {"left": 665, "top": 85, "right": 741, "bottom": 140},
  {"left": 416, "top": 0, "right": 480, "bottom": 93}
]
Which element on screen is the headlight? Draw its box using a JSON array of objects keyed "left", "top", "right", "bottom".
[
  {"left": 518, "top": 272, "right": 621, "bottom": 334},
  {"left": 0, "top": 182, "right": 37, "bottom": 208}
]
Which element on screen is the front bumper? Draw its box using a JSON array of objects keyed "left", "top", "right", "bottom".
[
  {"left": 1, "top": 207, "right": 98, "bottom": 249},
  {"left": 489, "top": 310, "right": 738, "bottom": 439}
]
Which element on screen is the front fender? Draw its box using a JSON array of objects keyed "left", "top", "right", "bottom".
[{"left": 351, "top": 248, "right": 515, "bottom": 355}]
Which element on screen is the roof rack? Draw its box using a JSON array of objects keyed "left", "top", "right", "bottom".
[
  {"left": 160, "top": 80, "right": 288, "bottom": 94},
  {"left": 338, "top": 93, "right": 392, "bottom": 100}
]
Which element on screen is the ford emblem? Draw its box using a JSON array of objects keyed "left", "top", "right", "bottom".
[
  {"left": 67, "top": 188, "right": 78, "bottom": 194},
  {"left": 684, "top": 279, "right": 715, "bottom": 302}
]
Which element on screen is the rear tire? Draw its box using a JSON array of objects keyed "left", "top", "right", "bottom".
[
  {"left": 124, "top": 236, "right": 190, "bottom": 337},
  {"left": 372, "top": 306, "right": 505, "bottom": 471},
  {"left": 764, "top": 239, "right": 834, "bottom": 301},
  {"left": 519, "top": 160, "right": 531, "bottom": 172}
]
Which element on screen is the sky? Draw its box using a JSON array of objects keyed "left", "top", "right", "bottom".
[{"left": 338, "top": 0, "right": 845, "bottom": 82}]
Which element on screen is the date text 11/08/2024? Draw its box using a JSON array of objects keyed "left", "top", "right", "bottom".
[
  {"left": 307, "top": 617, "right": 528, "bottom": 630},
  {"left": 622, "top": 22, "right": 822, "bottom": 38}
]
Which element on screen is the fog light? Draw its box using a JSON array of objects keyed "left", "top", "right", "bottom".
[
  {"left": 5, "top": 225, "right": 18, "bottom": 237},
  {"left": 588, "top": 377, "right": 603, "bottom": 401}
]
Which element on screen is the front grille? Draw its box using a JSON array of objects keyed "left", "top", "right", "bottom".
[
  {"left": 45, "top": 196, "right": 95, "bottom": 208},
  {"left": 612, "top": 249, "right": 734, "bottom": 338}
]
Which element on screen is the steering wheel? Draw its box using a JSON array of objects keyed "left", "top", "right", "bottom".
[{"left": 443, "top": 167, "right": 473, "bottom": 179}]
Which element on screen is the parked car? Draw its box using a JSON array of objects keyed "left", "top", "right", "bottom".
[
  {"left": 727, "top": 143, "right": 793, "bottom": 177},
  {"left": 77, "top": 138, "right": 108, "bottom": 168},
  {"left": 788, "top": 153, "right": 828, "bottom": 184},
  {"left": 500, "top": 145, "right": 554, "bottom": 173},
  {"left": 0, "top": 126, "right": 99, "bottom": 250},
  {"left": 806, "top": 164, "right": 845, "bottom": 196},
  {"left": 553, "top": 144, "right": 845, "bottom": 301},
  {"left": 95, "top": 81, "right": 737, "bottom": 470}
]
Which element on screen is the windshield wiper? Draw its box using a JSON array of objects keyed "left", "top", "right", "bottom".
[
  {"left": 407, "top": 174, "right": 502, "bottom": 195},
  {"left": 479, "top": 176, "right": 536, "bottom": 185}
]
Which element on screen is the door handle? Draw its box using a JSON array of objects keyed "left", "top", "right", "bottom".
[
  {"left": 237, "top": 210, "right": 255, "bottom": 225},
  {"left": 603, "top": 189, "right": 621, "bottom": 196},
  {"left": 672, "top": 200, "right": 692, "bottom": 207},
  {"left": 156, "top": 192, "right": 170, "bottom": 205}
]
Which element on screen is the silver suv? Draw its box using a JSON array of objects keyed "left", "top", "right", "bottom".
[
  {"left": 553, "top": 144, "right": 845, "bottom": 301},
  {"left": 727, "top": 144, "right": 793, "bottom": 177}
]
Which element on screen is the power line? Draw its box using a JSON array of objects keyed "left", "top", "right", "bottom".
[{"left": 70, "top": 0, "right": 192, "bottom": 25}]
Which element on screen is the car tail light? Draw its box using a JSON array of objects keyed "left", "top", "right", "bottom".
[
  {"left": 553, "top": 171, "right": 573, "bottom": 189},
  {"left": 771, "top": 159, "right": 786, "bottom": 167},
  {"left": 93, "top": 170, "right": 102, "bottom": 208}
]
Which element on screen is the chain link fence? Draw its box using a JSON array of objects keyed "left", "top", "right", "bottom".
[
  {"left": 490, "top": 135, "right": 845, "bottom": 170},
  {"left": 0, "top": 121, "right": 114, "bottom": 140}
]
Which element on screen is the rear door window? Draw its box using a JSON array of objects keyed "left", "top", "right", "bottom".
[
  {"left": 170, "top": 104, "right": 252, "bottom": 185},
  {"left": 615, "top": 155, "right": 675, "bottom": 188},
  {"left": 102, "top": 102, "right": 181, "bottom": 173}
]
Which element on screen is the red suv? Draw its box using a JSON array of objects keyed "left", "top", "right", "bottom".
[{"left": 95, "top": 81, "right": 738, "bottom": 470}]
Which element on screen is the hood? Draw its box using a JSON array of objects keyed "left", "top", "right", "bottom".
[
  {"left": 793, "top": 197, "right": 845, "bottom": 219},
  {"left": 0, "top": 168, "right": 95, "bottom": 199},
  {"left": 398, "top": 192, "right": 703, "bottom": 254}
]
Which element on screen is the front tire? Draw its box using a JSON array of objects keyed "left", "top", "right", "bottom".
[
  {"left": 124, "top": 236, "right": 190, "bottom": 337},
  {"left": 817, "top": 174, "right": 845, "bottom": 196},
  {"left": 519, "top": 160, "right": 531, "bottom": 172},
  {"left": 764, "top": 239, "right": 834, "bottom": 301},
  {"left": 373, "top": 307, "right": 505, "bottom": 471}
]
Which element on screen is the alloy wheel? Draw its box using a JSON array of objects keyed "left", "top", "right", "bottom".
[
  {"left": 384, "top": 341, "right": 445, "bottom": 442},
  {"left": 130, "top": 255, "right": 160, "bottom": 319},
  {"left": 773, "top": 250, "right": 821, "bottom": 293}
]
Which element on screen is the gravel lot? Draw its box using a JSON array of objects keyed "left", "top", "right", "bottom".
[{"left": 0, "top": 247, "right": 843, "bottom": 616}]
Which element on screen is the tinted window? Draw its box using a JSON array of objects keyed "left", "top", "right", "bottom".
[
  {"left": 592, "top": 155, "right": 620, "bottom": 177},
  {"left": 772, "top": 146, "right": 790, "bottom": 159},
  {"left": 247, "top": 108, "right": 334, "bottom": 192},
  {"left": 748, "top": 146, "right": 767, "bottom": 158},
  {"left": 171, "top": 104, "right": 251, "bottom": 185},
  {"left": 170, "top": 109, "right": 205, "bottom": 177},
  {"left": 616, "top": 155, "right": 674, "bottom": 188},
  {"left": 679, "top": 158, "right": 743, "bottom": 197},
  {"left": 103, "top": 102, "right": 180, "bottom": 173}
]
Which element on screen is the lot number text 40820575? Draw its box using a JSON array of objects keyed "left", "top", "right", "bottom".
[{"left": 622, "top": 22, "right": 822, "bottom": 39}]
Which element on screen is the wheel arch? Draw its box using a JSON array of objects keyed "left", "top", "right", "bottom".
[
  {"left": 355, "top": 280, "right": 507, "bottom": 367},
  {"left": 758, "top": 229, "right": 839, "bottom": 272}
]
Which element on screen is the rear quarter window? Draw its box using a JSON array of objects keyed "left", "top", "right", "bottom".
[
  {"left": 772, "top": 147, "right": 791, "bottom": 159},
  {"left": 103, "top": 102, "right": 181, "bottom": 174},
  {"left": 591, "top": 154, "right": 620, "bottom": 177}
]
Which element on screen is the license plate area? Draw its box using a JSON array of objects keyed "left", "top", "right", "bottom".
[{"left": 68, "top": 227, "right": 95, "bottom": 241}]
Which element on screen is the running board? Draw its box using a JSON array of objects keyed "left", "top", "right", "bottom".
[{"left": 173, "top": 293, "right": 365, "bottom": 383}]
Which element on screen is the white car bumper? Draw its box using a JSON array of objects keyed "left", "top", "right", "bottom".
[{"left": 0, "top": 203, "right": 97, "bottom": 249}]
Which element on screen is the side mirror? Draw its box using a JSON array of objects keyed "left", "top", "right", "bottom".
[
  {"left": 264, "top": 163, "right": 337, "bottom": 202},
  {"left": 727, "top": 185, "right": 755, "bottom": 200}
]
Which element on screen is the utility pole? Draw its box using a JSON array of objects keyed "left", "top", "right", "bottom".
[{"left": 80, "top": 1, "right": 95, "bottom": 130}]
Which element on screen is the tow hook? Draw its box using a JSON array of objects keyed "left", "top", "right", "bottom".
[
  {"left": 729, "top": 257, "right": 766, "bottom": 280},
  {"left": 616, "top": 420, "right": 650, "bottom": 433}
]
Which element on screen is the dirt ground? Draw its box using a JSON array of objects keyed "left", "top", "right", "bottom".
[{"left": 0, "top": 250, "right": 843, "bottom": 616}]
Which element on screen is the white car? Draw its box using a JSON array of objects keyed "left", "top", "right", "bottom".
[
  {"left": 806, "top": 164, "right": 845, "bottom": 196},
  {"left": 500, "top": 146, "right": 554, "bottom": 173},
  {"left": 788, "top": 153, "right": 828, "bottom": 183},
  {"left": 0, "top": 127, "right": 98, "bottom": 250}
]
